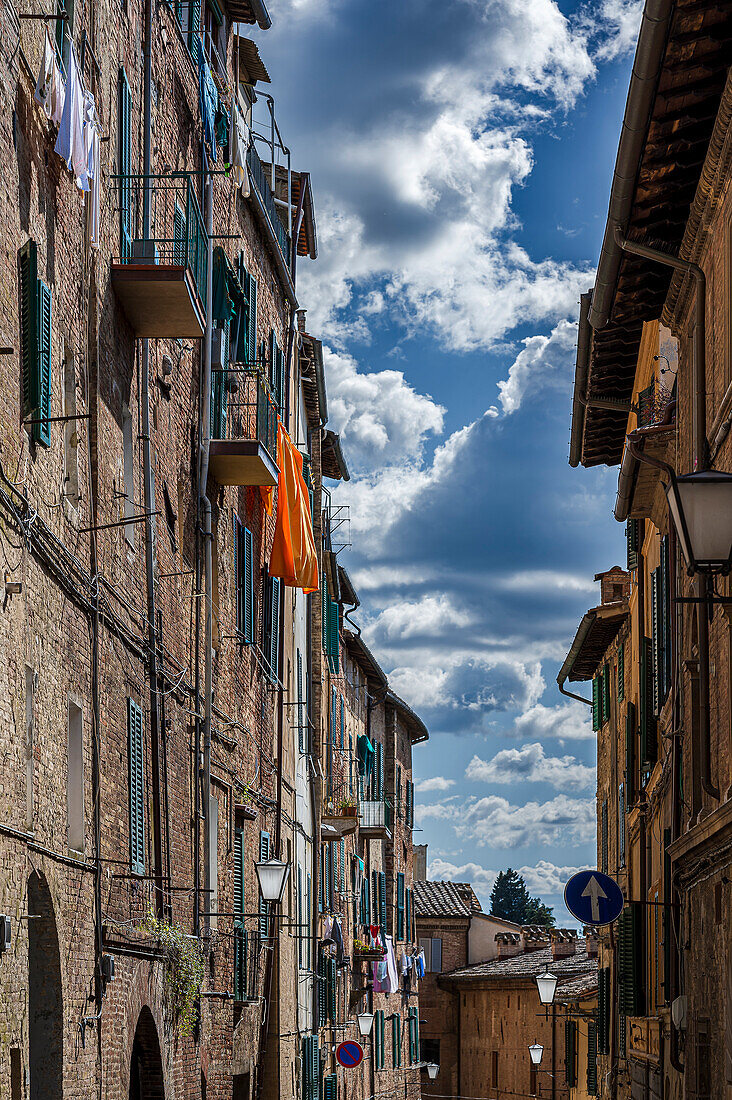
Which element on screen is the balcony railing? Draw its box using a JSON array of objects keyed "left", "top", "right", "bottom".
[
  {"left": 209, "top": 366, "right": 279, "bottom": 486},
  {"left": 359, "top": 797, "right": 393, "bottom": 838},
  {"left": 247, "top": 142, "right": 291, "bottom": 268},
  {"left": 110, "top": 173, "right": 208, "bottom": 338}
]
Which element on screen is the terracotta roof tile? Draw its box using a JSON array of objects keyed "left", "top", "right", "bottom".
[{"left": 413, "top": 880, "right": 472, "bottom": 918}]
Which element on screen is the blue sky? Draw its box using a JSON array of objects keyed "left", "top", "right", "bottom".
[{"left": 253, "top": 0, "right": 642, "bottom": 923}]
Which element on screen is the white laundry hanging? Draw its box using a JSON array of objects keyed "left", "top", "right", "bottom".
[
  {"left": 34, "top": 28, "right": 65, "bottom": 126},
  {"left": 54, "top": 41, "right": 86, "bottom": 179},
  {"left": 229, "top": 104, "right": 250, "bottom": 197}
]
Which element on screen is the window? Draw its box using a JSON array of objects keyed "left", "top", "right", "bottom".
[
  {"left": 118, "top": 68, "right": 132, "bottom": 260},
  {"left": 565, "top": 1022, "right": 577, "bottom": 1087},
  {"left": 263, "top": 575, "right": 281, "bottom": 682},
  {"left": 626, "top": 517, "right": 643, "bottom": 570},
  {"left": 396, "top": 872, "right": 405, "bottom": 940},
  {"left": 640, "top": 637, "right": 658, "bottom": 766},
  {"left": 396, "top": 764, "right": 401, "bottom": 817},
  {"left": 127, "top": 698, "right": 145, "bottom": 875},
  {"left": 601, "top": 800, "right": 608, "bottom": 874},
  {"left": 375, "top": 1010, "right": 385, "bottom": 1070},
  {"left": 67, "top": 701, "right": 84, "bottom": 853},
  {"left": 391, "top": 1014, "right": 401, "bottom": 1067},
  {"left": 598, "top": 967, "right": 610, "bottom": 1054},
  {"left": 405, "top": 779, "right": 414, "bottom": 828},
  {"left": 234, "top": 517, "right": 254, "bottom": 642},
  {"left": 54, "top": 0, "right": 73, "bottom": 67},
  {"left": 301, "top": 1036, "right": 319, "bottom": 1100},
  {"left": 407, "top": 1007, "right": 420, "bottom": 1063},
  {"left": 492, "top": 1050, "right": 499, "bottom": 1089},
  {"left": 233, "top": 818, "right": 252, "bottom": 1001},
  {"left": 270, "top": 331, "right": 285, "bottom": 413},
  {"left": 203, "top": 0, "right": 226, "bottom": 73},
  {"left": 618, "top": 783, "right": 626, "bottom": 867},
  {"left": 419, "top": 936, "right": 442, "bottom": 973},
  {"left": 122, "top": 402, "right": 135, "bottom": 546},
  {"left": 587, "top": 1022, "right": 598, "bottom": 1095},
  {"left": 339, "top": 696, "right": 344, "bottom": 749},
  {"left": 258, "top": 831, "right": 270, "bottom": 936},
  {"left": 20, "top": 240, "right": 52, "bottom": 447},
  {"left": 422, "top": 1038, "right": 440, "bottom": 1066}
]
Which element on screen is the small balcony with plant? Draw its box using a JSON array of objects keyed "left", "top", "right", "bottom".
[
  {"left": 110, "top": 173, "right": 208, "bottom": 339},
  {"left": 322, "top": 771, "right": 358, "bottom": 839},
  {"left": 358, "top": 774, "right": 393, "bottom": 841}
]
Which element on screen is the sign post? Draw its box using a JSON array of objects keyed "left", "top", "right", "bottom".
[{"left": 564, "top": 870, "right": 624, "bottom": 926}]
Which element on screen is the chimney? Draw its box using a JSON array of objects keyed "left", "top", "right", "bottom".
[
  {"left": 413, "top": 845, "right": 428, "bottom": 881},
  {"left": 296, "top": 309, "right": 307, "bottom": 333},
  {"left": 495, "top": 932, "right": 522, "bottom": 958},
  {"left": 522, "top": 926, "right": 551, "bottom": 953},
  {"left": 583, "top": 926, "right": 599, "bottom": 959},
  {"left": 550, "top": 929, "right": 577, "bottom": 959}
]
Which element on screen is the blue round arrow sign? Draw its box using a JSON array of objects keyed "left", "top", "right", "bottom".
[
  {"left": 336, "top": 1041, "right": 364, "bottom": 1068},
  {"left": 564, "top": 870, "right": 624, "bottom": 926}
]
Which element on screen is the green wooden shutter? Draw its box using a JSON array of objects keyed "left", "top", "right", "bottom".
[
  {"left": 625, "top": 702, "right": 636, "bottom": 805},
  {"left": 20, "top": 239, "right": 38, "bottom": 422},
  {"left": 640, "top": 637, "right": 657, "bottom": 764},
  {"left": 316, "top": 953, "right": 327, "bottom": 1028},
  {"left": 627, "top": 518, "right": 642, "bottom": 570},
  {"left": 601, "top": 799, "right": 608, "bottom": 874},
  {"left": 318, "top": 845, "right": 323, "bottom": 913},
  {"left": 321, "top": 572, "right": 328, "bottom": 654},
  {"left": 598, "top": 966, "right": 610, "bottom": 1054},
  {"left": 339, "top": 838, "right": 345, "bottom": 893},
  {"left": 565, "top": 1020, "right": 577, "bottom": 1087},
  {"left": 651, "top": 567, "right": 661, "bottom": 715},
  {"left": 127, "top": 698, "right": 145, "bottom": 875},
  {"left": 326, "top": 957, "right": 336, "bottom": 1022},
  {"left": 618, "top": 783, "right": 626, "bottom": 866},
  {"left": 187, "top": 0, "right": 200, "bottom": 53},
  {"left": 235, "top": 518, "right": 254, "bottom": 642},
  {"left": 587, "top": 1021, "right": 598, "bottom": 1095},
  {"left": 376, "top": 743, "right": 384, "bottom": 800},
  {"left": 601, "top": 665, "right": 610, "bottom": 723},
  {"left": 408, "top": 1007, "right": 420, "bottom": 1063},
  {"left": 617, "top": 641, "right": 625, "bottom": 701},
  {"left": 297, "top": 649, "right": 305, "bottom": 752},
  {"left": 661, "top": 535, "right": 671, "bottom": 698},
  {"left": 118, "top": 68, "right": 132, "bottom": 260},
  {"left": 258, "top": 830, "right": 270, "bottom": 937},
  {"left": 302, "top": 1037, "right": 320, "bottom": 1100},
  {"left": 247, "top": 273, "right": 258, "bottom": 367},
  {"left": 618, "top": 902, "right": 644, "bottom": 1015},
  {"left": 269, "top": 577, "right": 281, "bottom": 681},
  {"left": 323, "top": 1073, "right": 337, "bottom": 1100},
  {"left": 618, "top": 1010, "right": 627, "bottom": 1058},
  {"left": 173, "top": 201, "right": 186, "bottom": 265},
  {"left": 234, "top": 824, "right": 247, "bottom": 1000},
  {"left": 396, "top": 872, "right": 405, "bottom": 940},
  {"left": 663, "top": 827, "right": 672, "bottom": 1004},
  {"left": 379, "top": 871, "right": 387, "bottom": 928},
  {"left": 339, "top": 697, "right": 344, "bottom": 749},
  {"left": 377, "top": 1011, "right": 385, "bottom": 1069},
  {"left": 407, "top": 780, "right": 414, "bottom": 827},
  {"left": 392, "top": 1014, "right": 401, "bottom": 1067},
  {"left": 328, "top": 598, "right": 340, "bottom": 673},
  {"left": 35, "top": 279, "right": 52, "bottom": 446},
  {"left": 592, "top": 676, "right": 601, "bottom": 731},
  {"left": 361, "top": 873, "right": 369, "bottom": 927},
  {"left": 331, "top": 687, "right": 337, "bottom": 748},
  {"left": 211, "top": 329, "right": 228, "bottom": 439},
  {"left": 372, "top": 870, "right": 378, "bottom": 924},
  {"left": 405, "top": 887, "right": 411, "bottom": 944}
]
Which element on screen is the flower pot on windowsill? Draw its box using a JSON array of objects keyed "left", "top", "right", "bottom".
[
  {"left": 338, "top": 805, "right": 357, "bottom": 817},
  {"left": 353, "top": 948, "right": 385, "bottom": 962}
]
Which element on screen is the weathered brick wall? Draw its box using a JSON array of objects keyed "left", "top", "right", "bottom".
[{"left": 417, "top": 916, "right": 469, "bottom": 1099}]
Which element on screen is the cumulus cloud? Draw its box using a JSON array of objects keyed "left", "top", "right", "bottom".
[
  {"left": 590, "top": 0, "right": 644, "bottom": 62},
  {"left": 428, "top": 857, "right": 498, "bottom": 894},
  {"left": 512, "top": 701, "right": 594, "bottom": 742},
  {"left": 415, "top": 776, "right": 456, "bottom": 793},
  {"left": 427, "top": 856, "right": 582, "bottom": 900},
  {"left": 465, "top": 742, "right": 596, "bottom": 791},
  {"left": 496, "top": 571, "right": 597, "bottom": 594},
  {"left": 364, "top": 595, "right": 472, "bottom": 643},
  {"left": 497, "top": 319, "right": 579, "bottom": 414},
  {"left": 323, "top": 345, "right": 445, "bottom": 473},
  {"left": 460, "top": 793, "right": 596, "bottom": 848},
  {"left": 520, "top": 859, "right": 584, "bottom": 895}
]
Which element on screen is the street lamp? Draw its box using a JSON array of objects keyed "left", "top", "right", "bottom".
[
  {"left": 535, "top": 970, "right": 559, "bottom": 1006},
  {"left": 528, "top": 1043, "right": 544, "bottom": 1066},
  {"left": 426, "top": 1063, "right": 439, "bottom": 1080},
  {"left": 665, "top": 470, "right": 732, "bottom": 575},
  {"left": 254, "top": 858, "right": 291, "bottom": 904},
  {"left": 357, "top": 1012, "right": 374, "bottom": 1037}
]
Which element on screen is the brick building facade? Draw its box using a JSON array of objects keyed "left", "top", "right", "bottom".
[
  {"left": 567, "top": 4, "right": 732, "bottom": 1100},
  {"left": 0, "top": 0, "right": 431, "bottom": 1096}
]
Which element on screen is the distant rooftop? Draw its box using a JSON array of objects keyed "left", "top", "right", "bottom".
[{"left": 444, "top": 941, "right": 597, "bottom": 984}]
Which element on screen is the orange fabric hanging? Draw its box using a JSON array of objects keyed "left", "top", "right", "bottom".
[
  {"left": 269, "top": 422, "right": 318, "bottom": 593},
  {"left": 259, "top": 485, "right": 274, "bottom": 516}
]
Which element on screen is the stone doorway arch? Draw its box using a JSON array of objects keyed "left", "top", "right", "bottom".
[
  {"left": 27, "top": 871, "right": 63, "bottom": 1100},
  {"left": 129, "top": 1006, "right": 165, "bottom": 1100}
]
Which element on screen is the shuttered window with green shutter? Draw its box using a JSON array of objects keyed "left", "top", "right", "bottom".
[
  {"left": 565, "top": 1020, "right": 577, "bottom": 1086},
  {"left": 625, "top": 702, "right": 636, "bottom": 806},
  {"left": 118, "top": 68, "right": 132, "bottom": 260},
  {"left": 297, "top": 649, "right": 306, "bottom": 753},
  {"left": 264, "top": 576, "right": 281, "bottom": 682},
  {"left": 316, "top": 951, "right": 327, "bottom": 1028},
  {"left": 323, "top": 1074, "right": 337, "bottom": 1100},
  {"left": 128, "top": 698, "right": 145, "bottom": 875},
  {"left": 408, "top": 1007, "right": 420, "bottom": 1063},
  {"left": 372, "top": 869, "right": 379, "bottom": 925},
  {"left": 598, "top": 966, "right": 610, "bottom": 1054},
  {"left": 328, "top": 597, "right": 340, "bottom": 673},
  {"left": 326, "top": 956, "right": 336, "bottom": 1022},
  {"left": 20, "top": 240, "right": 52, "bottom": 447},
  {"left": 627, "top": 518, "right": 642, "bottom": 570},
  {"left": 302, "top": 1036, "right": 320, "bottom": 1100},
  {"left": 339, "top": 697, "right": 344, "bottom": 749},
  {"left": 406, "top": 780, "right": 414, "bottom": 827},
  {"left": 323, "top": 843, "right": 332, "bottom": 911},
  {"left": 270, "top": 331, "right": 285, "bottom": 414},
  {"left": 601, "top": 665, "right": 610, "bottom": 723},
  {"left": 618, "top": 783, "right": 626, "bottom": 867},
  {"left": 661, "top": 535, "right": 671, "bottom": 699},
  {"left": 339, "top": 838, "right": 345, "bottom": 894},
  {"left": 640, "top": 637, "right": 657, "bottom": 766},
  {"left": 233, "top": 824, "right": 249, "bottom": 1000},
  {"left": 396, "top": 872, "right": 405, "bottom": 940},
  {"left": 235, "top": 517, "right": 254, "bottom": 643},
  {"left": 601, "top": 800, "right": 608, "bottom": 874},
  {"left": 587, "top": 1021, "right": 598, "bottom": 1095},
  {"left": 617, "top": 641, "right": 625, "bottom": 701},
  {"left": 618, "top": 902, "right": 644, "bottom": 1015},
  {"left": 405, "top": 887, "right": 412, "bottom": 944},
  {"left": 392, "top": 1014, "right": 402, "bottom": 1067},
  {"left": 258, "top": 830, "right": 270, "bottom": 937},
  {"left": 375, "top": 1010, "right": 385, "bottom": 1070},
  {"left": 360, "top": 871, "right": 369, "bottom": 927},
  {"left": 379, "top": 871, "right": 387, "bottom": 929},
  {"left": 211, "top": 327, "right": 228, "bottom": 439},
  {"left": 592, "top": 676, "right": 601, "bottom": 731}
]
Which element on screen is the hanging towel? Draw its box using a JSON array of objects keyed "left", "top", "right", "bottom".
[
  {"left": 229, "top": 104, "right": 250, "bottom": 196},
  {"left": 211, "top": 246, "right": 244, "bottom": 324},
  {"left": 332, "top": 917, "right": 346, "bottom": 966},
  {"left": 55, "top": 42, "right": 86, "bottom": 178},
  {"left": 384, "top": 935, "right": 399, "bottom": 993},
  {"left": 35, "top": 29, "right": 65, "bottom": 125},
  {"left": 197, "top": 40, "right": 218, "bottom": 162},
  {"left": 356, "top": 733, "right": 375, "bottom": 779},
  {"left": 269, "top": 423, "right": 319, "bottom": 593},
  {"left": 76, "top": 89, "right": 97, "bottom": 191},
  {"left": 87, "top": 124, "right": 100, "bottom": 248}
]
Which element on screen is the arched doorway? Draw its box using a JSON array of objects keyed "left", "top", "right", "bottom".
[
  {"left": 27, "top": 871, "right": 63, "bottom": 1099},
  {"left": 129, "top": 1007, "right": 165, "bottom": 1100}
]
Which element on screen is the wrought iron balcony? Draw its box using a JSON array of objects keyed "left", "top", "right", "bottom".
[
  {"left": 358, "top": 796, "right": 393, "bottom": 840},
  {"left": 209, "top": 366, "right": 278, "bottom": 486},
  {"left": 322, "top": 775, "right": 358, "bottom": 838},
  {"left": 110, "top": 173, "right": 207, "bottom": 338}
]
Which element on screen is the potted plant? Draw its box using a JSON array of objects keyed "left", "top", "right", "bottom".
[
  {"left": 353, "top": 937, "right": 385, "bottom": 962},
  {"left": 338, "top": 797, "right": 357, "bottom": 817}
]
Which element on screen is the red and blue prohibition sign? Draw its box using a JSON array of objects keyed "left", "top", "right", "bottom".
[{"left": 336, "top": 1041, "right": 364, "bottom": 1068}]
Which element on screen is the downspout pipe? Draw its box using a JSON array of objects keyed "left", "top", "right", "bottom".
[
  {"left": 587, "top": 0, "right": 674, "bottom": 332},
  {"left": 199, "top": 171, "right": 215, "bottom": 935},
  {"left": 557, "top": 612, "right": 597, "bottom": 707},
  {"left": 141, "top": 0, "right": 165, "bottom": 918},
  {"left": 614, "top": 230, "right": 718, "bottom": 800}
]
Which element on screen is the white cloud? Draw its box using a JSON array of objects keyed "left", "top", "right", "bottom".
[
  {"left": 428, "top": 857, "right": 498, "bottom": 894},
  {"left": 460, "top": 792, "right": 596, "bottom": 848},
  {"left": 426, "top": 857, "right": 584, "bottom": 902},
  {"left": 497, "top": 319, "right": 579, "bottom": 414},
  {"left": 496, "top": 570, "right": 597, "bottom": 594},
  {"left": 465, "top": 742, "right": 596, "bottom": 791},
  {"left": 388, "top": 651, "right": 545, "bottom": 720},
  {"left": 364, "top": 594, "right": 472, "bottom": 643},
  {"left": 323, "top": 345, "right": 445, "bottom": 473},
  {"left": 512, "top": 701, "right": 594, "bottom": 742},
  {"left": 349, "top": 565, "right": 430, "bottom": 591},
  {"left": 591, "top": 0, "right": 644, "bottom": 62},
  {"left": 415, "top": 776, "right": 456, "bottom": 793},
  {"left": 520, "top": 859, "right": 584, "bottom": 895}
]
